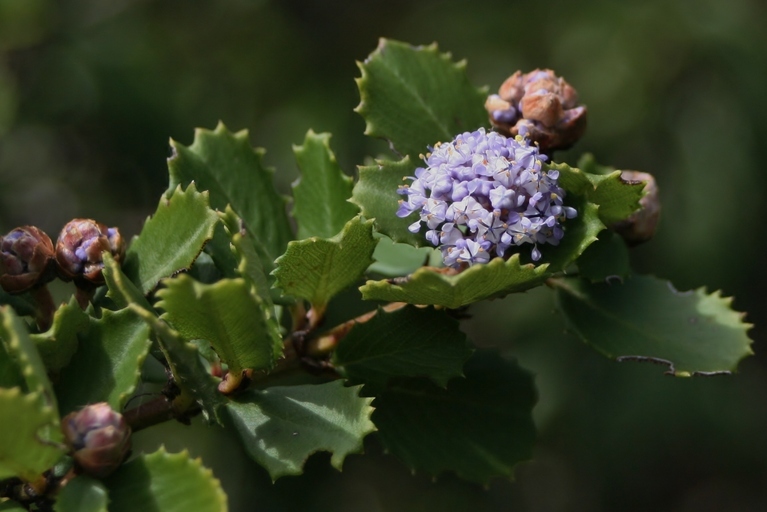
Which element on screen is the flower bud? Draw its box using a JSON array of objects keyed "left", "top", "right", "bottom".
[
  {"left": 610, "top": 171, "right": 661, "bottom": 246},
  {"left": 486, "top": 69, "right": 587, "bottom": 152},
  {"left": 0, "top": 226, "right": 56, "bottom": 294},
  {"left": 55, "top": 219, "right": 125, "bottom": 286},
  {"left": 61, "top": 402, "right": 131, "bottom": 478}
]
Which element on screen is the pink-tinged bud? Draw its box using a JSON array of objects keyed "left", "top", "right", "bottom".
[
  {"left": 487, "top": 69, "right": 587, "bottom": 152},
  {"left": 55, "top": 219, "right": 125, "bottom": 286},
  {"left": 0, "top": 226, "right": 56, "bottom": 294},
  {"left": 611, "top": 171, "right": 661, "bottom": 246},
  {"left": 61, "top": 403, "right": 131, "bottom": 478}
]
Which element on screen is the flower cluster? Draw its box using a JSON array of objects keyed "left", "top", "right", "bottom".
[{"left": 397, "top": 128, "right": 576, "bottom": 268}]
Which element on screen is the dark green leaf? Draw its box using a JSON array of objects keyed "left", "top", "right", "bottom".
[
  {"left": 31, "top": 299, "right": 89, "bottom": 373},
  {"left": 332, "top": 306, "right": 473, "bottom": 394},
  {"left": 55, "top": 308, "right": 151, "bottom": 415},
  {"left": 167, "top": 122, "right": 293, "bottom": 270},
  {"left": 0, "top": 388, "right": 65, "bottom": 481},
  {"left": 0, "top": 500, "right": 26, "bottom": 511},
  {"left": 355, "top": 39, "right": 488, "bottom": 160},
  {"left": 54, "top": 475, "right": 108, "bottom": 512},
  {"left": 226, "top": 380, "right": 376, "bottom": 480},
  {"left": 577, "top": 153, "right": 615, "bottom": 176},
  {"left": 555, "top": 275, "right": 754, "bottom": 375},
  {"left": 292, "top": 130, "right": 358, "bottom": 239},
  {"left": 122, "top": 183, "right": 220, "bottom": 295},
  {"left": 575, "top": 231, "right": 631, "bottom": 282},
  {"left": 372, "top": 351, "right": 536, "bottom": 483},
  {"left": 351, "top": 157, "right": 423, "bottom": 246},
  {"left": 368, "top": 234, "right": 440, "bottom": 277},
  {"left": 129, "top": 305, "right": 226, "bottom": 425},
  {"left": 104, "top": 447, "right": 227, "bottom": 512},
  {"left": 156, "top": 274, "right": 282, "bottom": 376},
  {"left": 272, "top": 216, "right": 377, "bottom": 311}
]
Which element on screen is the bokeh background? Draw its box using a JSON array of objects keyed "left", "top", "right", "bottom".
[{"left": 2, "top": 0, "right": 767, "bottom": 510}]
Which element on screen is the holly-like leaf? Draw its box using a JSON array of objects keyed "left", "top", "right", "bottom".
[
  {"left": 372, "top": 351, "right": 536, "bottom": 484},
  {"left": 168, "top": 122, "right": 293, "bottom": 270},
  {"left": 554, "top": 275, "right": 754, "bottom": 376},
  {"left": 272, "top": 216, "right": 377, "bottom": 312},
  {"left": 355, "top": 38, "right": 488, "bottom": 161},
  {"left": 351, "top": 157, "right": 424, "bottom": 246},
  {"left": 156, "top": 274, "right": 282, "bottom": 377},
  {"left": 577, "top": 153, "right": 615, "bottom": 176},
  {"left": 332, "top": 306, "right": 473, "bottom": 394},
  {"left": 102, "top": 253, "right": 153, "bottom": 311},
  {"left": 0, "top": 306, "right": 56, "bottom": 408},
  {"left": 292, "top": 130, "right": 358, "bottom": 239},
  {"left": 575, "top": 231, "right": 631, "bottom": 282},
  {"left": 129, "top": 305, "right": 226, "bottom": 425},
  {"left": 104, "top": 448, "right": 227, "bottom": 512},
  {"left": 31, "top": 299, "right": 89, "bottom": 373},
  {"left": 122, "top": 183, "right": 220, "bottom": 295},
  {"left": 54, "top": 475, "right": 108, "bottom": 512},
  {"left": 360, "top": 254, "right": 549, "bottom": 308},
  {"left": 226, "top": 381, "right": 376, "bottom": 480},
  {"left": 368, "top": 234, "right": 440, "bottom": 277},
  {"left": 0, "top": 388, "right": 65, "bottom": 481},
  {"left": 55, "top": 308, "right": 151, "bottom": 415}
]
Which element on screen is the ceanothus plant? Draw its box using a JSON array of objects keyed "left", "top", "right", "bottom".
[{"left": 0, "top": 39, "right": 753, "bottom": 511}]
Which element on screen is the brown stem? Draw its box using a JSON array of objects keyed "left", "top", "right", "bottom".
[
  {"left": 123, "top": 394, "right": 199, "bottom": 433},
  {"left": 29, "top": 284, "right": 55, "bottom": 332},
  {"left": 73, "top": 285, "right": 95, "bottom": 310},
  {"left": 307, "top": 302, "right": 407, "bottom": 356}
]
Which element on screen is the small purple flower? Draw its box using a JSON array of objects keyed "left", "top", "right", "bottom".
[
  {"left": 55, "top": 219, "right": 126, "bottom": 286},
  {"left": 61, "top": 402, "right": 132, "bottom": 478},
  {"left": 397, "top": 128, "right": 577, "bottom": 268}
]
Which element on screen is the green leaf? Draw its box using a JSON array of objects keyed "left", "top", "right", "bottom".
[
  {"left": 0, "top": 288, "right": 36, "bottom": 318},
  {"left": 0, "top": 388, "right": 65, "bottom": 481},
  {"left": 360, "top": 254, "right": 549, "bottom": 308},
  {"left": 577, "top": 153, "right": 615, "bottom": 176},
  {"left": 355, "top": 39, "right": 488, "bottom": 160},
  {"left": 54, "top": 476, "right": 108, "bottom": 512},
  {"left": 104, "top": 447, "right": 227, "bottom": 512},
  {"left": 226, "top": 380, "right": 376, "bottom": 480},
  {"left": 31, "top": 299, "right": 89, "bottom": 373},
  {"left": 351, "top": 157, "right": 424, "bottom": 246},
  {"left": 55, "top": 308, "right": 151, "bottom": 415},
  {"left": 168, "top": 122, "right": 293, "bottom": 270},
  {"left": 122, "top": 182, "right": 220, "bottom": 295},
  {"left": 372, "top": 351, "right": 536, "bottom": 483},
  {"left": 129, "top": 305, "right": 226, "bottom": 425},
  {"left": 102, "top": 253, "right": 153, "bottom": 311},
  {"left": 272, "top": 216, "right": 377, "bottom": 312},
  {"left": 292, "top": 130, "right": 358, "bottom": 239},
  {"left": 0, "top": 306, "right": 56, "bottom": 407},
  {"left": 0, "top": 501, "right": 26, "bottom": 511},
  {"left": 554, "top": 275, "right": 754, "bottom": 376},
  {"left": 156, "top": 274, "right": 281, "bottom": 376},
  {"left": 332, "top": 306, "right": 473, "bottom": 394},
  {"left": 368, "top": 234, "right": 440, "bottom": 277},
  {"left": 575, "top": 231, "right": 631, "bottom": 282}
]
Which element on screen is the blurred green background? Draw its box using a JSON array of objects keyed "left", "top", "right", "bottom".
[{"left": 2, "top": 0, "right": 766, "bottom": 510}]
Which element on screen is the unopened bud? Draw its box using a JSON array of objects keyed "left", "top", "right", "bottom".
[
  {"left": 0, "top": 226, "right": 56, "bottom": 294},
  {"left": 611, "top": 171, "right": 661, "bottom": 246},
  {"left": 61, "top": 403, "right": 131, "bottom": 478},
  {"left": 55, "top": 219, "right": 125, "bottom": 286},
  {"left": 486, "top": 69, "right": 587, "bottom": 152}
]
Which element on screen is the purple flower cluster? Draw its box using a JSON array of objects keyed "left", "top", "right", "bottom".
[{"left": 397, "top": 128, "right": 576, "bottom": 268}]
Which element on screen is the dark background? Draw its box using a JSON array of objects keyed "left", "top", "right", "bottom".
[{"left": 2, "top": 0, "right": 766, "bottom": 510}]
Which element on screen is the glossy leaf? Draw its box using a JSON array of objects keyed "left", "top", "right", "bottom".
[
  {"left": 368, "top": 234, "right": 440, "bottom": 277},
  {"left": 167, "top": 122, "right": 293, "bottom": 270},
  {"left": 0, "top": 388, "right": 65, "bottom": 481},
  {"left": 104, "top": 447, "right": 227, "bottom": 512},
  {"left": 360, "top": 254, "right": 550, "bottom": 308},
  {"left": 54, "top": 476, "right": 108, "bottom": 512},
  {"left": 372, "top": 351, "right": 536, "bottom": 483},
  {"left": 555, "top": 275, "right": 754, "bottom": 375},
  {"left": 129, "top": 305, "right": 226, "bottom": 425},
  {"left": 292, "top": 130, "right": 358, "bottom": 239},
  {"left": 55, "top": 308, "right": 151, "bottom": 415},
  {"left": 102, "top": 253, "right": 153, "bottom": 311},
  {"left": 575, "top": 231, "right": 631, "bottom": 282},
  {"left": 226, "top": 381, "right": 375, "bottom": 480},
  {"left": 332, "top": 306, "right": 473, "bottom": 394},
  {"left": 123, "top": 183, "right": 220, "bottom": 295},
  {"left": 31, "top": 298, "right": 89, "bottom": 373},
  {"left": 355, "top": 38, "right": 488, "bottom": 160},
  {"left": 156, "top": 274, "right": 281, "bottom": 376},
  {"left": 351, "top": 157, "right": 423, "bottom": 246},
  {"left": 272, "top": 216, "right": 377, "bottom": 311}
]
